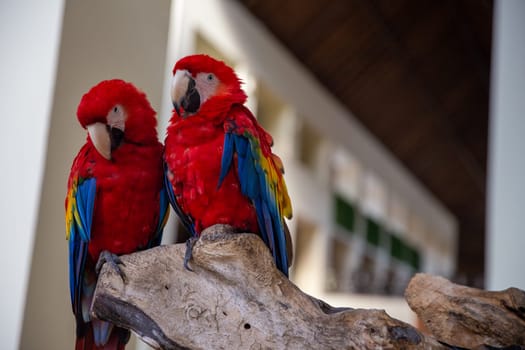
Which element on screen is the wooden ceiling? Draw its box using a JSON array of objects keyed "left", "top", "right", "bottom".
[{"left": 238, "top": 0, "right": 493, "bottom": 285}]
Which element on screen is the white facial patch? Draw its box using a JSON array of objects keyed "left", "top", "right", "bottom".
[
  {"left": 107, "top": 104, "right": 126, "bottom": 131},
  {"left": 195, "top": 72, "right": 219, "bottom": 105}
]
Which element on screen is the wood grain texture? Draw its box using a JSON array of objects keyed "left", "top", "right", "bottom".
[
  {"left": 405, "top": 273, "right": 525, "bottom": 349},
  {"left": 91, "top": 225, "right": 445, "bottom": 349}
]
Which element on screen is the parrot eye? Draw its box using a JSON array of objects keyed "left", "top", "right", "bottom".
[
  {"left": 207, "top": 74, "right": 214, "bottom": 81},
  {"left": 113, "top": 106, "right": 119, "bottom": 113}
]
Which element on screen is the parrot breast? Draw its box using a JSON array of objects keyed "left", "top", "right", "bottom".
[
  {"left": 74, "top": 141, "right": 164, "bottom": 261},
  {"left": 165, "top": 115, "right": 259, "bottom": 234}
]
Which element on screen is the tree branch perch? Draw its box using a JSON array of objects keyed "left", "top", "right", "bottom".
[
  {"left": 91, "top": 225, "right": 445, "bottom": 349},
  {"left": 405, "top": 273, "right": 525, "bottom": 349}
]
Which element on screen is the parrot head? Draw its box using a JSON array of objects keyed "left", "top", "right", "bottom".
[
  {"left": 171, "top": 54, "right": 247, "bottom": 118},
  {"left": 77, "top": 79, "right": 157, "bottom": 160}
]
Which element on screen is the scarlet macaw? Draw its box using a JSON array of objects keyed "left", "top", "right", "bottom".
[
  {"left": 164, "top": 54, "right": 293, "bottom": 276},
  {"left": 65, "top": 79, "right": 169, "bottom": 349}
]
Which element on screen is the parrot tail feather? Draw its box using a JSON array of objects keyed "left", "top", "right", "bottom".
[{"left": 75, "top": 322, "right": 130, "bottom": 350}]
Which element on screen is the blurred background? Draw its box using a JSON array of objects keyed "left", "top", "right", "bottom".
[{"left": 2, "top": 0, "right": 524, "bottom": 349}]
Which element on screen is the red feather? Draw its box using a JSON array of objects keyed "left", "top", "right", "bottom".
[
  {"left": 66, "top": 80, "right": 165, "bottom": 349},
  {"left": 165, "top": 112, "right": 259, "bottom": 234},
  {"left": 166, "top": 55, "right": 257, "bottom": 234},
  {"left": 166, "top": 55, "right": 293, "bottom": 275},
  {"left": 70, "top": 141, "right": 164, "bottom": 260}
]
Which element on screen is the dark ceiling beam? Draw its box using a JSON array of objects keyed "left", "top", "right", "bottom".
[{"left": 363, "top": 0, "right": 486, "bottom": 193}]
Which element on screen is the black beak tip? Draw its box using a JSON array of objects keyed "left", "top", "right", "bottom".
[
  {"left": 109, "top": 127, "right": 125, "bottom": 152},
  {"left": 173, "top": 102, "right": 181, "bottom": 116}
]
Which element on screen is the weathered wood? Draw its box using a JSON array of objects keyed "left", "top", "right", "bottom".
[
  {"left": 92, "top": 225, "right": 445, "bottom": 349},
  {"left": 405, "top": 273, "right": 525, "bottom": 349}
]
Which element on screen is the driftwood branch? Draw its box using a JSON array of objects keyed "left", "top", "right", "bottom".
[
  {"left": 91, "top": 225, "right": 444, "bottom": 349},
  {"left": 406, "top": 273, "right": 525, "bottom": 349}
]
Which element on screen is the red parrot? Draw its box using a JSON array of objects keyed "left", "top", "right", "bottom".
[
  {"left": 65, "top": 79, "right": 169, "bottom": 349},
  {"left": 164, "top": 54, "right": 293, "bottom": 276}
]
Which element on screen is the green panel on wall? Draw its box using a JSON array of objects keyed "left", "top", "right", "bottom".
[
  {"left": 366, "top": 218, "right": 380, "bottom": 246},
  {"left": 335, "top": 194, "right": 355, "bottom": 234},
  {"left": 390, "top": 234, "right": 403, "bottom": 259}
]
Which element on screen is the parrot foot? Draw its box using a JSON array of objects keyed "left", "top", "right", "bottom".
[
  {"left": 183, "top": 237, "right": 199, "bottom": 272},
  {"left": 96, "top": 250, "right": 127, "bottom": 282}
]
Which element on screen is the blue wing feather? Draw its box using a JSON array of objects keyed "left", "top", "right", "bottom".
[
  {"left": 84, "top": 179, "right": 96, "bottom": 234},
  {"left": 253, "top": 197, "right": 270, "bottom": 247},
  {"left": 218, "top": 133, "right": 234, "bottom": 188},
  {"left": 219, "top": 116, "right": 290, "bottom": 276},
  {"left": 68, "top": 225, "right": 80, "bottom": 305},
  {"left": 146, "top": 183, "right": 170, "bottom": 248},
  {"left": 260, "top": 200, "right": 276, "bottom": 255},
  {"left": 67, "top": 177, "right": 96, "bottom": 314}
]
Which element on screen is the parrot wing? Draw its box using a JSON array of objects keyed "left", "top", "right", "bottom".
[
  {"left": 164, "top": 162, "right": 197, "bottom": 237},
  {"left": 65, "top": 172, "right": 96, "bottom": 321},
  {"left": 146, "top": 181, "right": 171, "bottom": 248},
  {"left": 219, "top": 104, "right": 292, "bottom": 276},
  {"left": 66, "top": 163, "right": 165, "bottom": 346}
]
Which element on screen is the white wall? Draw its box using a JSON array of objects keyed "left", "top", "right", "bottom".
[
  {"left": 19, "top": 1, "right": 171, "bottom": 349},
  {"left": 0, "top": 1, "right": 65, "bottom": 349},
  {"left": 487, "top": 0, "right": 525, "bottom": 290}
]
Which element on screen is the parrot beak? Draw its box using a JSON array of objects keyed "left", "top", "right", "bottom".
[
  {"left": 173, "top": 102, "right": 181, "bottom": 117},
  {"left": 87, "top": 122, "right": 125, "bottom": 160},
  {"left": 87, "top": 122, "right": 112, "bottom": 160},
  {"left": 171, "top": 69, "right": 200, "bottom": 117},
  {"left": 109, "top": 126, "right": 124, "bottom": 152}
]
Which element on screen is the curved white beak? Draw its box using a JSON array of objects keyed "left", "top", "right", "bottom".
[
  {"left": 171, "top": 69, "right": 191, "bottom": 116},
  {"left": 87, "top": 122, "right": 111, "bottom": 160}
]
